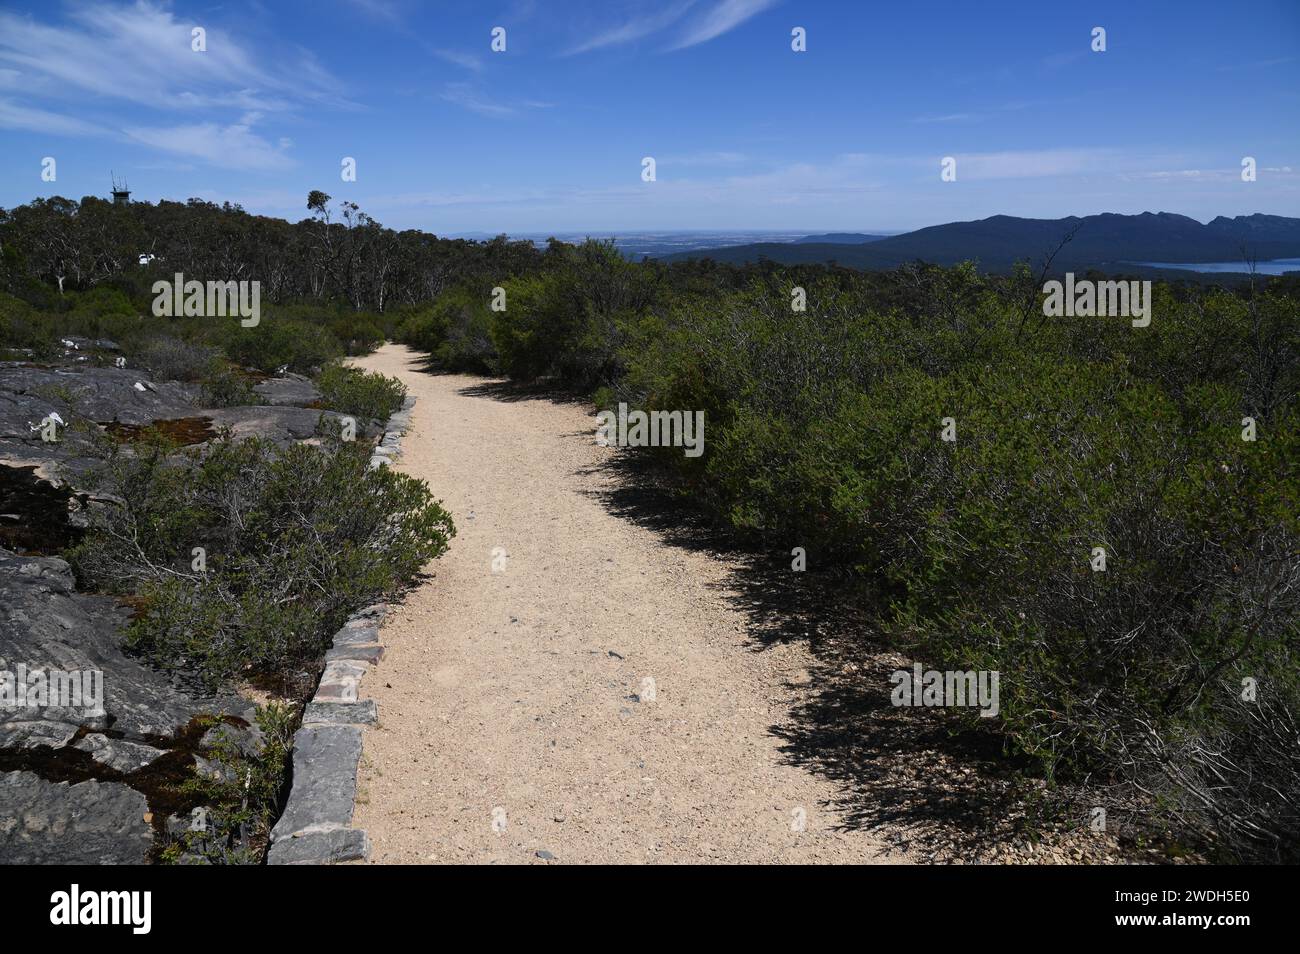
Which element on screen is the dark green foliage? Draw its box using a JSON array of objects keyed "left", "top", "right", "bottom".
[
  {"left": 490, "top": 239, "right": 662, "bottom": 389},
  {"left": 0, "top": 292, "right": 58, "bottom": 358},
  {"left": 212, "top": 317, "right": 341, "bottom": 375},
  {"left": 395, "top": 287, "right": 497, "bottom": 373},
  {"left": 328, "top": 312, "right": 388, "bottom": 356},
  {"left": 618, "top": 271, "right": 1300, "bottom": 861},
  {"left": 416, "top": 253, "right": 1300, "bottom": 861},
  {"left": 393, "top": 240, "right": 662, "bottom": 385},
  {"left": 135, "top": 335, "right": 220, "bottom": 382},
  {"left": 0, "top": 194, "right": 545, "bottom": 316},
  {"left": 315, "top": 363, "right": 407, "bottom": 419},
  {"left": 0, "top": 192, "right": 549, "bottom": 377},
  {"left": 199, "top": 365, "right": 258, "bottom": 408},
  {"left": 66, "top": 428, "right": 454, "bottom": 690}
]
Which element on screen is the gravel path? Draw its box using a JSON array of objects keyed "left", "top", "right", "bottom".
[{"left": 349, "top": 344, "right": 900, "bottom": 864}]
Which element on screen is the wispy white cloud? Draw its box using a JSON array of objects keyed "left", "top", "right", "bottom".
[
  {"left": 662, "top": 150, "right": 749, "bottom": 165},
  {"left": 501, "top": 0, "right": 539, "bottom": 22},
  {"left": 0, "top": 97, "right": 110, "bottom": 136},
  {"left": 910, "top": 113, "right": 978, "bottom": 124},
  {"left": 667, "top": 0, "right": 780, "bottom": 51},
  {"left": 438, "top": 79, "right": 557, "bottom": 118},
  {"left": 441, "top": 83, "right": 520, "bottom": 118},
  {"left": 564, "top": 2, "right": 697, "bottom": 55},
  {"left": 909, "top": 97, "right": 1083, "bottom": 125},
  {"left": 0, "top": 1, "right": 350, "bottom": 168},
  {"left": 342, "top": 0, "right": 403, "bottom": 24},
  {"left": 124, "top": 120, "right": 295, "bottom": 171},
  {"left": 364, "top": 153, "right": 889, "bottom": 224},
  {"left": 346, "top": 0, "right": 485, "bottom": 75},
  {"left": 1214, "top": 56, "right": 1296, "bottom": 72},
  {"left": 1121, "top": 165, "right": 1297, "bottom": 182},
  {"left": 563, "top": 0, "right": 775, "bottom": 55},
  {"left": 0, "top": 2, "right": 343, "bottom": 111},
  {"left": 1041, "top": 50, "right": 1087, "bottom": 70},
  {"left": 433, "top": 48, "right": 484, "bottom": 72},
  {"left": 949, "top": 148, "right": 1114, "bottom": 180}
]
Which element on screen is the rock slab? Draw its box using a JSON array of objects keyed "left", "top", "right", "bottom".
[
  {"left": 0, "top": 771, "right": 152, "bottom": 865},
  {"left": 269, "top": 725, "right": 364, "bottom": 842}
]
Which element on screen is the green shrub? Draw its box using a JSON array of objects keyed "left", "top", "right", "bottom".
[
  {"left": 0, "top": 292, "right": 59, "bottom": 355},
  {"left": 489, "top": 240, "right": 660, "bottom": 390},
  {"left": 876, "top": 364, "right": 1300, "bottom": 859},
  {"left": 58, "top": 286, "right": 153, "bottom": 348},
  {"left": 315, "top": 363, "right": 406, "bottom": 419},
  {"left": 396, "top": 288, "right": 497, "bottom": 372},
  {"left": 66, "top": 429, "right": 454, "bottom": 689},
  {"left": 395, "top": 307, "right": 444, "bottom": 356},
  {"left": 135, "top": 335, "right": 220, "bottom": 382},
  {"left": 598, "top": 269, "right": 1300, "bottom": 860},
  {"left": 327, "top": 313, "right": 387, "bottom": 356},
  {"left": 200, "top": 365, "right": 258, "bottom": 407},
  {"left": 212, "top": 317, "right": 341, "bottom": 374}
]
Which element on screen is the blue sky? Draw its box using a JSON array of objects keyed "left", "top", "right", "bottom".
[{"left": 1, "top": 0, "right": 1297, "bottom": 234}]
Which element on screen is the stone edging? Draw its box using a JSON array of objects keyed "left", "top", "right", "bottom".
[{"left": 267, "top": 393, "right": 415, "bottom": 865}]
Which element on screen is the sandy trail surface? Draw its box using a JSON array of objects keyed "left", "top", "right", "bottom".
[{"left": 349, "top": 344, "right": 899, "bottom": 864}]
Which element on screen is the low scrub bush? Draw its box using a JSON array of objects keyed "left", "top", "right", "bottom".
[
  {"left": 211, "top": 317, "right": 341, "bottom": 374},
  {"left": 327, "top": 313, "right": 387, "bottom": 356},
  {"left": 315, "top": 363, "right": 406, "bottom": 419},
  {"left": 135, "top": 335, "right": 220, "bottom": 383},
  {"left": 0, "top": 292, "right": 60, "bottom": 356},
  {"left": 489, "top": 240, "right": 661, "bottom": 390},
  {"left": 199, "top": 364, "right": 258, "bottom": 407},
  {"left": 423, "top": 260, "right": 1300, "bottom": 861},
  {"left": 396, "top": 288, "right": 497, "bottom": 372},
  {"left": 66, "top": 425, "right": 454, "bottom": 689}
]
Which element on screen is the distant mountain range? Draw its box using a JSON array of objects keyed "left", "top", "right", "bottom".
[{"left": 656, "top": 213, "right": 1300, "bottom": 275}]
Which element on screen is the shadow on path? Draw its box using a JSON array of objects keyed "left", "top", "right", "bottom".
[
  {"left": 581, "top": 452, "right": 1046, "bottom": 859},
  {"left": 404, "top": 354, "right": 591, "bottom": 407},
  {"left": 451, "top": 374, "right": 1057, "bottom": 861}
]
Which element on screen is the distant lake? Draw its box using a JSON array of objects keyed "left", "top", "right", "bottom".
[{"left": 1129, "top": 258, "right": 1300, "bottom": 275}]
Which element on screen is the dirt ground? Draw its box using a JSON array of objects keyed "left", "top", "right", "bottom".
[{"left": 347, "top": 344, "right": 905, "bottom": 864}]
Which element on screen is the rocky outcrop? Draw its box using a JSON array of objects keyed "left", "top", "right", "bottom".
[
  {"left": 205, "top": 405, "right": 368, "bottom": 444},
  {"left": 0, "top": 363, "right": 198, "bottom": 434},
  {"left": 253, "top": 373, "right": 321, "bottom": 407},
  {"left": 0, "top": 364, "right": 378, "bottom": 487},
  {"left": 0, "top": 549, "right": 245, "bottom": 748},
  {"left": 0, "top": 357, "right": 408, "bottom": 865},
  {"left": 0, "top": 363, "right": 201, "bottom": 484},
  {"left": 0, "top": 546, "right": 252, "bottom": 864},
  {"left": 0, "top": 771, "right": 152, "bottom": 864}
]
